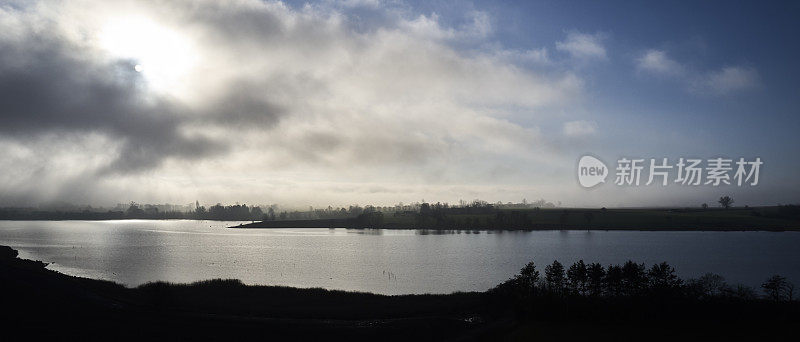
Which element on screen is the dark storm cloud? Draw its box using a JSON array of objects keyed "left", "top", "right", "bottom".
[
  {"left": 199, "top": 81, "right": 285, "bottom": 128},
  {"left": 0, "top": 19, "right": 240, "bottom": 174}
]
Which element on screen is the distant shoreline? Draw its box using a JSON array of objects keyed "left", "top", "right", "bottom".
[
  {"left": 0, "top": 218, "right": 797, "bottom": 231},
  {"left": 232, "top": 225, "right": 800, "bottom": 232},
  {"left": 232, "top": 207, "right": 800, "bottom": 231},
  {"left": 231, "top": 223, "right": 800, "bottom": 232}
]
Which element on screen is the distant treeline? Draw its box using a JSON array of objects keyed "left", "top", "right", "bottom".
[
  {"left": 239, "top": 204, "right": 800, "bottom": 230},
  {"left": 0, "top": 203, "right": 265, "bottom": 221},
  {"left": 5, "top": 201, "right": 800, "bottom": 231},
  {"left": 0, "top": 202, "right": 393, "bottom": 221},
  {"left": 407, "top": 203, "right": 800, "bottom": 230},
  {"left": 0, "top": 199, "right": 554, "bottom": 222}
]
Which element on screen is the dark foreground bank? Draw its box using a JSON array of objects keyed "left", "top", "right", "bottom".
[{"left": 1, "top": 245, "right": 798, "bottom": 341}]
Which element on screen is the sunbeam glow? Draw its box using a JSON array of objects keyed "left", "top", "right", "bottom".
[{"left": 98, "top": 16, "right": 198, "bottom": 96}]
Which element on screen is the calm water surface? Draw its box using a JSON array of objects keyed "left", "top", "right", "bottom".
[{"left": 1, "top": 220, "right": 798, "bottom": 295}]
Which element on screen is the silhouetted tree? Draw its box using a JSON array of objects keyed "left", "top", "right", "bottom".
[
  {"left": 718, "top": 196, "right": 734, "bottom": 209},
  {"left": 545, "top": 260, "right": 566, "bottom": 293},
  {"left": 250, "top": 206, "right": 263, "bottom": 221},
  {"left": 567, "top": 260, "right": 588, "bottom": 295},
  {"left": 126, "top": 202, "right": 144, "bottom": 217},
  {"left": 605, "top": 264, "right": 623, "bottom": 296},
  {"left": 587, "top": 262, "right": 605, "bottom": 297},
  {"left": 647, "top": 262, "right": 682, "bottom": 293},
  {"left": 621, "top": 261, "right": 648, "bottom": 296},
  {"left": 517, "top": 262, "right": 540, "bottom": 292},
  {"left": 419, "top": 202, "right": 431, "bottom": 216},
  {"left": 686, "top": 273, "right": 729, "bottom": 298},
  {"left": 762, "top": 275, "right": 793, "bottom": 302}
]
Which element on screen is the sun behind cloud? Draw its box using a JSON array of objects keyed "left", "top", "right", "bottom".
[{"left": 97, "top": 15, "right": 199, "bottom": 96}]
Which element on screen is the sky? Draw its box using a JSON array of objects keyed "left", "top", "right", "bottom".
[{"left": 0, "top": 0, "right": 798, "bottom": 208}]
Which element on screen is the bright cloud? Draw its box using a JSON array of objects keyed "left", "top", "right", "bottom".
[
  {"left": 635, "top": 49, "right": 683, "bottom": 76},
  {"left": 556, "top": 32, "right": 607, "bottom": 60}
]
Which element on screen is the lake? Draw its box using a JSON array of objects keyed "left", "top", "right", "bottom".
[{"left": 1, "top": 220, "right": 798, "bottom": 295}]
